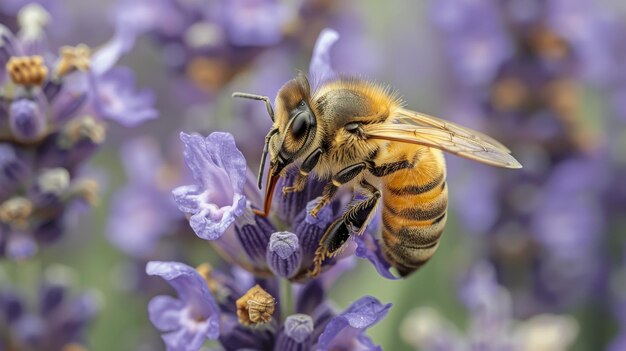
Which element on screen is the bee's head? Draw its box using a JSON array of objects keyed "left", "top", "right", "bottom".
[
  {"left": 232, "top": 74, "right": 318, "bottom": 216},
  {"left": 271, "top": 73, "right": 317, "bottom": 171}
]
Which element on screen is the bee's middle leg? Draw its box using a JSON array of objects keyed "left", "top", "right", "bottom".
[
  {"left": 309, "top": 179, "right": 381, "bottom": 277},
  {"left": 308, "top": 162, "right": 367, "bottom": 218}
]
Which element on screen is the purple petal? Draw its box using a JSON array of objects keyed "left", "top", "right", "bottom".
[
  {"left": 0, "top": 26, "right": 20, "bottom": 78},
  {"left": 189, "top": 206, "right": 242, "bottom": 241},
  {"left": 90, "top": 33, "right": 132, "bottom": 76},
  {"left": 172, "top": 185, "right": 202, "bottom": 214},
  {"left": 0, "top": 143, "right": 28, "bottom": 187},
  {"left": 162, "top": 325, "right": 214, "bottom": 351},
  {"left": 174, "top": 132, "right": 248, "bottom": 240},
  {"left": 148, "top": 295, "right": 184, "bottom": 331},
  {"left": 355, "top": 233, "right": 399, "bottom": 280},
  {"left": 6, "top": 233, "right": 37, "bottom": 260},
  {"left": 146, "top": 261, "right": 220, "bottom": 340},
  {"left": 309, "top": 28, "right": 339, "bottom": 83},
  {"left": 317, "top": 296, "right": 391, "bottom": 350},
  {"left": 90, "top": 67, "right": 158, "bottom": 127}
]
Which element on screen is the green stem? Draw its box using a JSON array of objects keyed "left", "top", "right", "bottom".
[{"left": 280, "top": 278, "right": 293, "bottom": 321}]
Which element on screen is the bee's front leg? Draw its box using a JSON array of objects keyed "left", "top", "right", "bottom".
[
  {"left": 282, "top": 148, "right": 323, "bottom": 196},
  {"left": 308, "top": 162, "right": 367, "bottom": 218},
  {"left": 282, "top": 172, "right": 308, "bottom": 196},
  {"left": 309, "top": 179, "right": 380, "bottom": 277}
]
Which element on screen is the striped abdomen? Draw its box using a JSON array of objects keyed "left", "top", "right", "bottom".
[{"left": 380, "top": 149, "right": 448, "bottom": 277}]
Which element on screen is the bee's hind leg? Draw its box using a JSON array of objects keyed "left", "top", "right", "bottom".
[{"left": 309, "top": 179, "right": 381, "bottom": 277}]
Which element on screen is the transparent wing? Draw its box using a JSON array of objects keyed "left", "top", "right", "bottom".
[
  {"left": 365, "top": 117, "right": 522, "bottom": 169},
  {"left": 394, "top": 107, "right": 511, "bottom": 152}
]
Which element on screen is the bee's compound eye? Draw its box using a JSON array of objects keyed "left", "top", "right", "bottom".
[
  {"left": 291, "top": 112, "right": 309, "bottom": 139},
  {"left": 345, "top": 122, "right": 360, "bottom": 133}
]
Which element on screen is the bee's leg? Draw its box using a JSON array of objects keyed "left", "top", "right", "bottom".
[
  {"left": 308, "top": 162, "right": 367, "bottom": 218},
  {"left": 282, "top": 148, "right": 323, "bottom": 196},
  {"left": 368, "top": 158, "right": 413, "bottom": 177},
  {"left": 309, "top": 179, "right": 380, "bottom": 277},
  {"left": 346, "top": 179, "right": 381, "bottom": 236}
]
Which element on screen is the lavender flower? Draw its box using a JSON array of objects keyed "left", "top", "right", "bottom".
[
  {"left": 146, "top": 260, "right": 391, "bottom": 350},
  {"left": 0, "top": 266, "right": 101, "bottom": 351},
  {"left": 431, "top": 0, "right": 619, "bottom": 315},
  {"left": 111, "top": 0, "right": 345, "bottom": 97},
  {"left": 172, "top": 128, "right": 398, "bottom": 281},
  {"left": 169, "top": 27, "right": 398, "bottom": 280},
  {"left": 89, "top": 67, "right": 157, "bottom": 127},
  {"left": 0, "top": 4, "right": 156, "bottom": 259},
  {"left": 146, "top": 261, "right": 220, "bottom": 350},
  {"left": 401, "top": 262, "right": 579, "bottom": 351},
  {"left": 172, "top": 132, "right": 248, "bottom": 241},
  {"left": 107, "top": 137, "right": 184, "bottom": 257}
]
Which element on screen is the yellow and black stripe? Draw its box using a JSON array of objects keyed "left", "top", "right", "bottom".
[{"left": 380, "top": 149, "right": 448, "bottom": 277}]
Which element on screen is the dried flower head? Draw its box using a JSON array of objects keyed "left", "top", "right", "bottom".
[
  {"left": 236, "top": 284, "right": 275, "bottom": 326},
  {"left": 0, "top": 196, "right": 33, "bottom": 227},
  {"left": 6, "top": 55, "right": 48, "bottom": 86},
  {"left": 55, "top": 45, "right": 91, "bottom": 78}
]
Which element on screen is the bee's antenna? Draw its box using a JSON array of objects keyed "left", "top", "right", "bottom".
[{"left": 232, "top": 92, "right": 275, "bottom": 122}]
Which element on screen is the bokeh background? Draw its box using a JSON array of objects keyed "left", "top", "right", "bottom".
[{"left": 2, "top": 0, "right": 626, "bottom": 350}]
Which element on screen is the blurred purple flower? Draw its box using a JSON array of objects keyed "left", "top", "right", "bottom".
[
  {"left": 147, "top": 261, "right": 220, "bottom": 350},
  {"left": 0, "top": 4, "right": 156, "bottom": 259},
  {"left": 89, "top": 67, "right": 158, "bottom": 127},
  {"left": 0, "top": 269, "right": 100, "bottom": 351},
  {"left": 431, "top": 0, "right": 512, "bottom": 88},
  {"left": 8, "top": 98, "right": 46, "bottom": 141},
  {"left": 431, "top": 0, "right": 620, "bottom": 315},
  {"left": 108, "top": 137, "right": 182, "bottom": 257},
  {"left": 401, "top": 262, "right": 579, "bottom": 351},
  {"left": 309, "top": 28, "right": 339, "bottom": 84},
  {"left": 110, "top": 0, "right": 345, "bottom": 99},
  {"left": 223, "top": 0, "right": 291, "bottom": 46}
]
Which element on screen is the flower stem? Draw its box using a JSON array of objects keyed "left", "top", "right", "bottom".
[{"left": 280, "top": 278, "right": 293, "bottom": 321}]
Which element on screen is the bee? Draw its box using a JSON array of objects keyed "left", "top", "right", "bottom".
[{"left": 233, "top": 74, "right": 521, "bottom": 278}]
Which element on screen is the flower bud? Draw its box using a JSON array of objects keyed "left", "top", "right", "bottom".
[
  {"left": 6, "top": 232, "right": 37, "bottom": 260},
  {"left": 0, "top": 143, "right": 27, "bottom": 186},
  {"left": 267, "top": 232, "right": 302, "bottom": 279},
  {"left": 33, "top": 168, "right": 70, "bottom": 205},
  {"left": 274, "top": 314, "right": 314, "bottom": 351},
  {"left": 234, "top": 210, "right": 274, "bottom": 267},
  {"left": 9, "top": 98, "right": 46, "bottom": 141}
]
